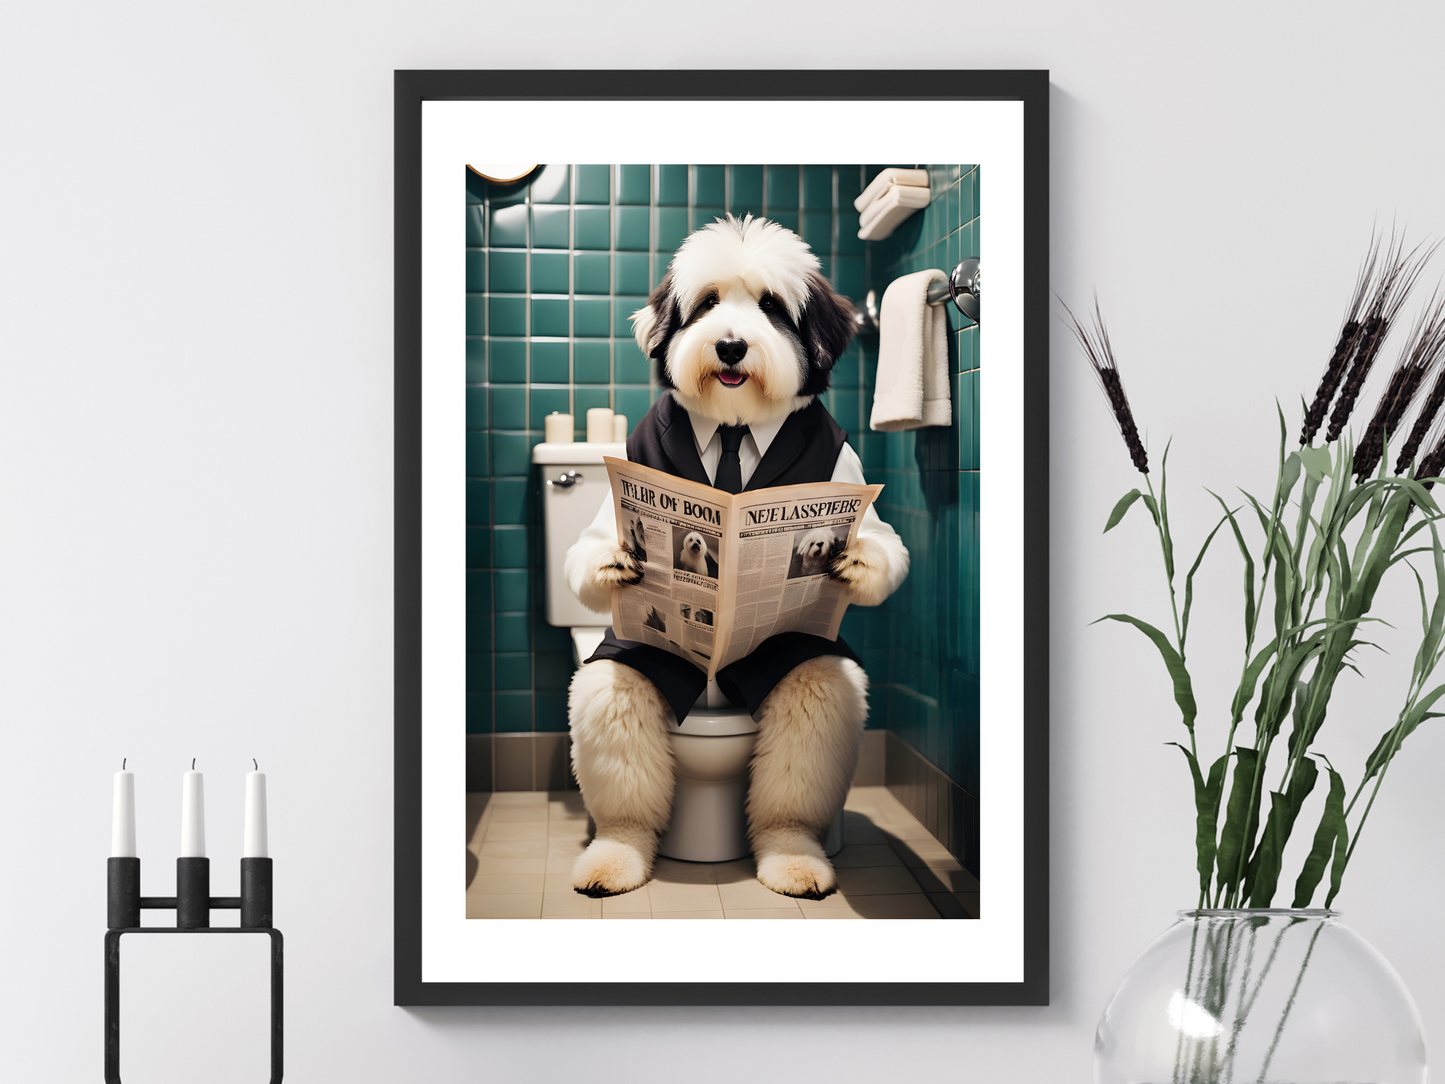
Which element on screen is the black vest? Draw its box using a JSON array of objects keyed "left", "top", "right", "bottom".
[{"left": 625, "top": 393, "right": 848, "bottom": 490}]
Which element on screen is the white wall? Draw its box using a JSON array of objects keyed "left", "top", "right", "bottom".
[{"left": 5, "top": 2, "right": 1445, "bottom": 1079}]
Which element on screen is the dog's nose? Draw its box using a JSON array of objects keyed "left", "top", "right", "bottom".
[{"left": 714, "top": 338, "right": 748, "bottom": 365}]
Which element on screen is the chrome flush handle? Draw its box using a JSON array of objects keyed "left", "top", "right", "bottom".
[{"left": 546, "top": 470, "right": 583, "bottom": 488}]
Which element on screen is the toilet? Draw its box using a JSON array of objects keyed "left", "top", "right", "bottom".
[{"left": 537, "top": 439, "right": 843, "bottom": 863}]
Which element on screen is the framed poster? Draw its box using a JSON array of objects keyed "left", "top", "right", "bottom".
[{"left": 395, "top": 69, "right": 1049, "bottom": 1005}]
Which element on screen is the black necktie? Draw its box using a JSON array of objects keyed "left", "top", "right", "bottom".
[{"left": 715, "top": 424, "right": 749, "bottom": 493}]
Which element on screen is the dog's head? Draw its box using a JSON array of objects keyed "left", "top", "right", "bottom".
[
  {"left": 681, "top": 531, "right": 707, "bottom": 560},
  {"left": 632, "top": 214, "right": 857, "bottom": 426},
  {"left": 796, "top": 527, "right": 836, "bottom": 563}
]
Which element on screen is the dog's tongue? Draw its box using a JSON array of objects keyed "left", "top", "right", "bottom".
[{"left": 717, "top": 370, "right": 747, "bottom": 386}]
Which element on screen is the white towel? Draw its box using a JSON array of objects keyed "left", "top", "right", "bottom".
[
  {"left": 856, "top": 184, "right": 932, "bottom": 241},
  {"left": 869, "top": 269, "right": 952, "bottom": 431},
  {"left": 854, "top": 168, "right": 930, "bottom": 213}
]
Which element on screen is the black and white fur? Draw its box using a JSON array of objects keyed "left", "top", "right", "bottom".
[{"left": 566, "top": 215, "right": 909, "bottom": 901}]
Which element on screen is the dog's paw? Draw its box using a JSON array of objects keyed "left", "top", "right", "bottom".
[
  {"left": 592, "top": 542, "right": 643, "bottom": 590},
  {"left": 756, "top": 852, "right": 837, "bottom": 900},
  {"left": 571, "top": 838, "right": 650, "bottom": 897},
  {"left": 827, "top": 540, "right": 891, "bottom": 606}
]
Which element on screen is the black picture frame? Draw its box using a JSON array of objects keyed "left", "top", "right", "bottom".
[{"left": 394, "top": 68, "right": 1050, "bottom": 1006}]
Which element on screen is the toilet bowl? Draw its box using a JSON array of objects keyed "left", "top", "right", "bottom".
[
  {"left": 569, "top": 628, "right": 841, "bottom": 863},
  {"left": 539, "top": 441, "right": 841, "bottom": 866}
]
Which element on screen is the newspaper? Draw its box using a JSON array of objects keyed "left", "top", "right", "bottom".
[{"left": 604, "top": 457, "right": 883, "bottom": 680}]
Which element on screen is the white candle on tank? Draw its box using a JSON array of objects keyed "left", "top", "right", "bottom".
[
  {"left": 244, "top": 764, "right": 268, "bottom": 858},
  {"left": 112, "top": 762, "right": 136, "bottom": 858},
  {"left": 180, "top": 763, "right": 205, "bottom": 857}
]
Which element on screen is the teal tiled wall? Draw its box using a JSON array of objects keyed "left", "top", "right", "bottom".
[{"left": 464, "top": 165, "right": 980, "bottom": 820}]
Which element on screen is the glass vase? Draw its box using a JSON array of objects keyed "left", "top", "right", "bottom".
[{"left": 1095, "top": 910, "right": 1427, "bottom": 1084}]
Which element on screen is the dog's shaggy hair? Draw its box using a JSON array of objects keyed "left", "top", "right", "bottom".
[
  {"left": 677, "top": 531, "right": 710, "bottom": 575},
  {"left": 566, "top": 216, "right": 909, "bottom": 901},
  {"left": 794, "top": 527, "right": 838, "bottom": 578}
]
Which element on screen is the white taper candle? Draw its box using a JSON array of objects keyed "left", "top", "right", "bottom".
[
  {"left": 244, "top": 766, "right": 268, "bottom": 858},
  {"left": 180, "top": 764, "right": 205, "bottom": 857},
  {"left": 586, "top": 407, "right": 614, "bottom": 444},
  {"left": 112, "top": 763, "right": 136, "bottom": 858}
]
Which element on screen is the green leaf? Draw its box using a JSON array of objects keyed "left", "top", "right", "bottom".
[
  {"left": 1247, "top": 758, "right": 1318, "bottom": 906},
  {"left": 1182, "top": 515, "right": 1229, "bottom": 648},
  {"left": 1208, "top": 491, "right": 1257, "bottom": 648},
  {"left": 1104, "top": 489, "right": 1144, "bottom": 533},
  {"left": 1169, "top": 744, "right": 1228, "bottom": 898},
  {"left": 1095, "top": 614, "right": 1196, "bottom": 730},
  {"left": 1293, "top": 763, "right": 1346, "bottom": 907},
  {"left": 1216, "top": 746, "right": 1261, "bottom": 902},
  {"left": 1298, "top": 445, "right": 1333, "bottom": 481},
  {"left": 1362, "top": 683, "right": 1445, "bottom": 781}
]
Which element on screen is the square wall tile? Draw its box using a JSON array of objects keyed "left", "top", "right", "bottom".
[
  {"left": 466, "top": 431, "right": 490, "bottom": 476},
  {"left": 466, "top": 249, "right": 487, "bottom": 292},
  {"left": 614, "top": 338, "right": 651, "bottom": 383},
  {"left": 495, "top": 530, "right": 532, "bottom": 572},
  {"left": 490, "top": 339, "right": 526, "bottom": 384},
  {"left": 573, "top": 387, "right": 610, "bottom": 424},
  {"left": 574, "top": 253, "right": 610, "bottom": 295},
  {"left": 492, "top": 433, "right": 532, "bottom": 476},
  {"left": 494, "top": 611, "right": 530, "bottom": 646},
  {"left": 465, "top": 386, "right": 489, "bottom": 431},
  {"left": 489, "top": 250, "right": 527, "bottom": 294},
  {"left": 613, "top": 297, "right": 646, "bottom": 341},
  {"left": 613, "top": 387, "right": 653, "bottom": 429},
  {"left": 803, "top": 165, "right": 833, "bottom": 209},
  {"left": 574, "top": 341, "right": 611, "bottom": 384},
  {"left": 465, "top": 295, "right": 487, "bottom": 336},
  {"left": 465, "top": 338, "right": 487, "bottom": 383},
  {"left": 657, "top": 164, "right": 688, "bottom": 206},
  {"left": 467, "top": 654, "right": 493, "bottom": 694},
  {"left": 614, "top": 206, "right": 649, "bottom": 252},
  {"left": 495, "top": 691, "right": 533, "bottom": 733},
  {"left": 694, "top": 165, "right": 725, "bottom": 206},
  {"left": 531, "top": 164, "right": 570, "bottom": 203},
  {"left": 728, "top": 165, "right": 762, "bottom": 214},
  {"left": 490, "top": 386, "right": 527, "bottom": 430},
  {"left": 466, "top": 696, "right": 492, "bottom": 735},
  {"left": 531, "top": 251, "right": 569, "bottom": 294},
  {"left": 532, "top": 205, "right": 570, "bottom": 250},
  {"left": 615, "top": 253, "right": 649, "bottom": 295},
  {"left": 535, "top": 690, "right": 570, "bottom": 735},
  {"left": 573, "top": 297, "right": 610, "bottom": 338},
  {"left": 575, "top": 164, "right": 610, "bottom": 204},
  {"left": 766, "top": 165, "right": 799, "bottom": 209},
  {"left": 465, "top": 204, "right": 486, "bottom": 246},
  {"left": 691, "top": 205, "right": 724, "bottom": 232},
  {"left": 531, "top": 298, "right": 570, "bottom": 338},
  {"left": 466, "top": 479, "right": 489, "bottom": 525},
  {"left": 574, "top": 207, "right": 610, "bottom": 250},
  {"left": 530, "top": 341, "right": 569, "bottom": 383},
  {"left": 495, "top": 652, "right": 532, "bottom": 690},
  {"left": 493, "top": 481, "right": 532, "bottom": 527},
  {"left": 466, "top": 569, "right": 492, "bottom": 613},
  {"left": 801, "top": 211, "right": 832, "bottom": 251},
  {"left": 616, "top": 164, "right": 650, "bottom": 205},
  {"left": 490, "top": 204, "right": 528, "bottom": 247},
  {"left": 656, "top": 207, "right": 688, "bottom": 256},
  {"left": 490, "top": 296, "right": 526, "bottom": 337}
]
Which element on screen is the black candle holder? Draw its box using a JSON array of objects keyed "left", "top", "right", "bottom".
[{"left": 105, "top": 856, "right": 282, "bottom": 1083}]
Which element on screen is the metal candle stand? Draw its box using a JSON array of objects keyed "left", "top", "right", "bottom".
[{"left": 105, "top": 855, "right": 283, "bottom": 1083}]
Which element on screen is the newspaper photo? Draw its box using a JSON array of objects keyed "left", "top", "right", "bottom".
[{"left": 604, "top": 457, "right": 883, "bottom": 680}]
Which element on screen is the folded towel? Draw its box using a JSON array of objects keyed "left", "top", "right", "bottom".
[
  {"left": 870, "top": 269, "right": 952, "bottom": 431},
  {"left": 854, "top": 168, "right": 930, "bottom": 213},
  {"left": 856, "top": 184, "right": 932, "bottom": 240}
]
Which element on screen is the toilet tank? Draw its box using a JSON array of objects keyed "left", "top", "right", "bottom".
[{"left": 535, "top": 441, "right": 626, "bottom": 627}]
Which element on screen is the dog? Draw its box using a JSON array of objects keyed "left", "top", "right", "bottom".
[
  {"left": 626, "top": 517, "right": 648, "bottom": 565},
  {"left": 794, "top": 527, "right": 839, "bottom": 578},
  {"left": 565, "top": 214, "right": 910, "bottom": 902},
  {"left": 643, "top": 606, "right": 666, "bottom": 633},
  {"left": 676, "top": 531, "right": 715, "bottom": 577}
]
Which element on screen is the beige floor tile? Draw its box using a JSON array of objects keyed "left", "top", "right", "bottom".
[
  {"left": 650, "top": 858, "right": 717, "bottom": 885},
  {"left": 724, "top": 907, "right": 803, "bottom": 919},
  {"left": 474, "top": 855, "right": 547, "bottom": 876},
  {"left": 652, "top": 910, "right": 725, "bottom": 920},
  {"left": 646, "top": 881, "right": 723, "bottom": 912},
  {"left": 548, "top": 792, "right": 589, "bottom": 819},
  {"left": 480, "top": 821, "right": 549, "bottom": 842},
  {"left": 543, "top": 914, "right": 598, "bottom": 919},
  {"left": 908, "top": 865, "right": 979, "bottom": 893},
  {"left": 711, "top": 858, "right": 759, "bottom": 884},
  {"left": 544, "top": 870, "right": 582, "bottom": 895},
  {"left": 835, "top": 866, "right": 925, "bottom": 896},
  {"left": 718, "top": 877, "right": 798, "bottom": 910},
  {"left": 490, "top": 791, "right": 549, "bottom": 806},
  {"left": 542, "top": 892, "right": 604, "bottom": 918},
  {"left": 467, "top": 873, "right": 544, "bottom": 895},
  {"left": 839, "top": 813, "right": 891, "bottom": 845},
  {"left": 466, "top": 893, "right": 544, "bottom": 919},
  {"left": 546, "top": 857, "right": 582, "bottom": 879},
  {"left": 603, "top": 911, "right": 652, "bottom": 919},
  {"left": 546, "top": 837, "right": 589, "bottom": 860},
  {"left": 476, "top": 838, "right": 548, "bottom": 859},
  {"left": 892, "top": 838, "right": 962, "bottom": 867},
  {"left": 832, "top": 844, "right": 904, "bottom": 869},
  {"left": 801, "top": 894, "right": 940, "bottom": 919},
  {"left": 488, "top": 805, "right": 551, "bottom": 824},
  {"left": 954, "top": 891, "right": 980, "bottom": 918},
  {"left": 600, "top": 886, "right": 651, "bottom": 914}
]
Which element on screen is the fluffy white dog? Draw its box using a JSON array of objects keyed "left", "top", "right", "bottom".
[
  {"left": 794, "top": 527, "right": 838, "bottom": 578},
  {"left": 565, "top": 214, "right": 910, "bottom": 901},
  {"left": 677, "top": 531, "right": 711, "bottom": 575}
]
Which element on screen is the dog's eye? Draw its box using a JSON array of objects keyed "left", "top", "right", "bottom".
[
  {"left": 702, "top": 292, "right": 719, "bottom": 309},
  {"left": 759, "top": 293, "right": 776, "bottom": 313}
]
